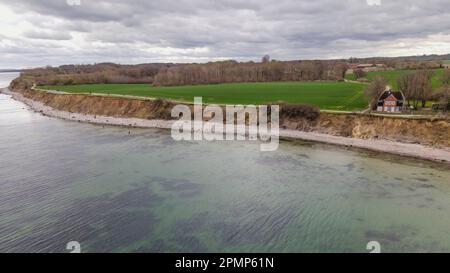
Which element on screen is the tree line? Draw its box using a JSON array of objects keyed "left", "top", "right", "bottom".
[
  {"left": 17, "top": 60, "right": 349, "bottom": 87},
  {"left": 20, "top": 63, "right": 175, "bottom": 86},
  {"left": 153, "top": 60, "right": 348, "bottom": 86}
]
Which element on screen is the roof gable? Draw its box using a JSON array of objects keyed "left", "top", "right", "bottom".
[
  {"left": 378, "top": 91, "right": 404, "bottom": 101},
  {"left": 385, "top": 94, "right": 398, "bottom": 101}
]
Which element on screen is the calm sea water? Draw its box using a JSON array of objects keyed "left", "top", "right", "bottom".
[
  {"left": 0, "top": 72, "right": 19, "bottom": 88},
  {"left": 0, "top": 73, "right": 450, "bottom": 253}
]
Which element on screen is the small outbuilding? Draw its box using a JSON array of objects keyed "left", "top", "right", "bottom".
[{"left": 376, "top": 90, "right": 405, "bottom": 113}]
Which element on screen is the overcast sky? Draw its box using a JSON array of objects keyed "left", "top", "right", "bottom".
[{"left": 0, "top": 0, "right": 449, "bottom": 68}]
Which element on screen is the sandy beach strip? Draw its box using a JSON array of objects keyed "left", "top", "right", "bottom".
[{"left": 2, "top": 88, "right": 450, "bottom": 164}]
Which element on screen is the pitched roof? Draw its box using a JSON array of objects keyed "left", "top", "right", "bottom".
[
  {"left": 378, "top": 91, "right": 404, "bottom": 101},
  {"left": 357, "top": 64, "right": 375, "bottom": 68}
]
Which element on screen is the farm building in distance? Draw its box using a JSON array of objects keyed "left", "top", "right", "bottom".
[
  {"left": 347, "top": 63, "right": 387, "bottom": 74},
  {"left": 376, "top": 90, "right": 405, "bottom": 113}
]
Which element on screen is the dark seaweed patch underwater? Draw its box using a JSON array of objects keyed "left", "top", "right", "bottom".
[{"left": 1, "top": 93, "right": 450, "bottom": 253}]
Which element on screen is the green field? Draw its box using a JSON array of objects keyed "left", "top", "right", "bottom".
[
  {"left": 346, "top": 68, "right": 445, "bottom": 90},
  {"left": 39, "top": 82, "right": 368, "bottom": 111}
]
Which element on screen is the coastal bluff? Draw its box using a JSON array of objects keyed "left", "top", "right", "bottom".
[{"left": 7, "top": 85, "right": 450, "bottom": 150}]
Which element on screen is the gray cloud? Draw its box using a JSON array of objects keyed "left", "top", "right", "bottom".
[
  {"left": 23, "top": 29, "right": 72, "bottom": 40},
  {"left": 0, "top": 0, "right": 450, "bottom": 68}
]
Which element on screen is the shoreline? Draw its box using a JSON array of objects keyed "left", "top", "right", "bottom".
[{"left": 2, "top": 87, "right": 450, "bottom": 164}]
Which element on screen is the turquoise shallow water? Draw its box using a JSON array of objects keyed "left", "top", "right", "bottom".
[{"left": 0, "top": 90, "right": 450, "bottom": 253}]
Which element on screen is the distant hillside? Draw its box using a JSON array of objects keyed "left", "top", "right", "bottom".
[{"left": 347, "top": 53, "right": 450, "bottom": 63}]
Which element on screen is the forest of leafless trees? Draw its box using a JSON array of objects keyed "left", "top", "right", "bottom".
[
  {"left": 153, "top": 60, "right": 348, "bottom": 86},
  {"left": 20, "top": 63, "right": 175, "bottom": 86},
  {"left": 397, "top": 70, "right": 435, "bottom": 109},
  {"left": 16, "top": 57, "right": 449, "bottom": 88},
  {"left": 16, "top": 60, "right": 348, "bottom": 87}
]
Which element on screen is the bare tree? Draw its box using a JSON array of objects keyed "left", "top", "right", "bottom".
[
  {"left": 416, "top": 69, "right": 434, "bottom": 108},
  {"left": 397, "top": 73, "right": 411, "bottom": 108},
  {"left": 441, "top": 69, "right": 450, "bottom": 85},
  {"left": 439, "top": 86, "right": 450, "bottom": 103},
  {"left": 365, "top": 76, "right": 388, "bottom": 110},
  {"left": 434, "top": 85, "right": 450, "bottom": 112},
  {"left": 262, "top": 55, "right": 271, "bottom": 63},
  {"left": 397, "top": 70, "right": 434, "bottom": 109},
  {"left": 353, "top": 69, "right": 367, "bottom": 79}
]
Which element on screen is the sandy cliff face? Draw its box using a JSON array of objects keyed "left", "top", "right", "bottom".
[
  {"left": 281, "top": 114, "right": 450, "bottom": 147},
  {"left": 19, "top": 88, "right": 176, "bottom": 120},
  {"left": 12, "top": 87, "right": 450, "bottom": 148}
]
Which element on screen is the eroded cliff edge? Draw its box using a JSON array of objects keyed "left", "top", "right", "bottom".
[{"left": 7, "top": 85, "right": 450, "bottom": 149}]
